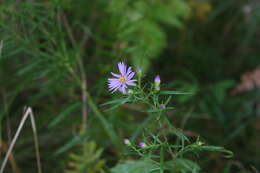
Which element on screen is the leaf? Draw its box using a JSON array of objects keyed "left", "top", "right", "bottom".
[
  {"left": 111, "top": 160, "right": 160, "bottom": 173},
  {"left": 49, "top": 102, "right": 81, "bottom": 128},
  {"left": 166, "top": 158, "right": 200, "bottom": 173},
  {"left": 17, "top": 59, "right": 42, "bottom": 76},
  {"left": 211, "top": 80, "right": 235, "bottom": 103},
  {"left": 197, "top": 145, "right": 233, "bottom": 158},
  {"left": 142, "top": 107, "right": 174, "bottom": 113},
  {"left": 177, "top": 143, "right": 233, "bottom": 158},
  {"left": 101, "top": 97, "right": 130, "bottom": 106},
  {"left": 159, "top": 91, "right": 192, "bottom": 95},
  {"left": 65, "top": 141, "right": 106, "bottom": 173},
  {"left": 53, "top": 132, "right": 89, "bottom": 156},
  {"left": 0, "top": 40, "right": 3, "bottom": 59}
]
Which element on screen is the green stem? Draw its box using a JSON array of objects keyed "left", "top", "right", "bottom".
[
  {"left": 70, "top": 65, "right": 121, "bottom": 149},
  {"left": 160, "top": 146, "right": 164, "bottom": 173},
  {"left": 86, "top": 92, "right": 121, "bottom": 148},
  {"left": 131, "top": 113, "right": 157, "bottom": 141}
]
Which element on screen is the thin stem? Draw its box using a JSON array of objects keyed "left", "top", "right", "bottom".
[
  {"left": 131, "top": 113, "right": 157, "bottom": 141},
  {"left": 0, "top": 142, "right": 21, "bottom": 173},
  {"left": 60, "top": 10, "right": 89, "bottom": 133},
  {"left": 131, "top": 146, "right": 144, "bottom": 157},
  {"left": 0, "top": 110, "right": 29, "bottom": 173},
  {"left": 0, "top": 107, "right": 42, "bottom": 173},
  {"left": 86, "top": 92, "right": 121, "bottom": 148},
  {"left": 160, "top": 146, "right": 164, "bottom": 173},
  {"left": 70, "top": 64, "right": 120, "bottom": 148},
  {"left": 29, "top": 108, "right": 42, "bottom": 173}
]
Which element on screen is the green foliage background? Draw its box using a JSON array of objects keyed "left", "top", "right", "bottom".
[{"left": 0, "top": 0, "right": 259, "bottom": 172}]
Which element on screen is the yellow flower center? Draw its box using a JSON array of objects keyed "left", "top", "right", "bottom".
[{"left": 119, "top": 75, "right": 127, "bottom": 83}]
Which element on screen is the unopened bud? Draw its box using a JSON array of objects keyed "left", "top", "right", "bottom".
[
  {"left": 159, "top": 104, "right": 166, "bottom": 109},
  {"left": 136, "top": 67, "right": 142, "bottom": 77},
  {"left": 139, "top": 142, "right": 147, "bottom": 148},
  {"left": 127, "top": 89, "right": 133, "bottom": 94},
  {"left": 124, "top": 138, "right": 131, "bottom": 145},
  {"left": 154, "top": 75, "right": 161, "bottom": 91}
]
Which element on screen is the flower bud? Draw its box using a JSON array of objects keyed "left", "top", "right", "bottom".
[
  {"left": 139, "top": 142, "right": 147, "bottom": 148},
  {"left": 197, "top": 141, "right": 204, "bottom": 146},
  {"left": 136, "top": 67, "right": 142, "bottom": 77},
  {"left": 124, "top": 138, "right": 131, "bottom": 145},
  {"left": 127, "top": 89, "right": 133, "bottom": 94},
  {"left": 154, "top": 75, "right": 161, "bottom": 91},
  {"left": 159, "top": 104, "right": 166, "bottom": 109}
]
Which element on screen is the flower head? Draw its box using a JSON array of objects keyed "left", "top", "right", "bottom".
[{"left": 108, "top": 62, "right": 136, "bottom": 94}]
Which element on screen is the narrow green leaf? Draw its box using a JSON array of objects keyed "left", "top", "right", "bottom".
[
  {"left": 142, "top": 107, "right": 174, "bottom": 113},
  {"left": 101, "top": 97, "right": 130, "bottom": 106},
  {"left": 53, "top": 133, "right": 89, "bottom": 156},
  {"left": 111, "top": 160, "right": 160, "bottom": 173},
  {"left": 49, "top": 102, "right": 81, "bottom": 128},
  {"left": 198, "top": 146, "right": 233, "bottom": 158},
  {"left": 160, "top": 91, "right": 192, "bottom": 95}
]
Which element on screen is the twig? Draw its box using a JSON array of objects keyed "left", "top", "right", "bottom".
[
  {"left": 0, "top": 109, "right": 29, "bottom": 173},
  {"left": 60, "top": 11, "right": 76, "bottom": 47},
  {"left": 86, "top": 91, "right": 120, "bottom": 147},
  {"left": 61, "top": 10, "right": 88, "bottom": 133},
  {"left": 0, "top": 107, "right": 42, "bottom": 173},
  {"left": 0, "top": 142, "right": 21, "bottom": 173},
  {"left": 81, "top": 75, "right": 88, "bottom": 132},
  {"left": 0, "top": 40, "right": 3, "bottom": 58},
  {"left": 29, "top": 109, "right": 42, "bottom": 173},
  {"left": 251, "top": 166, "right": 260, "bottom": 173}
]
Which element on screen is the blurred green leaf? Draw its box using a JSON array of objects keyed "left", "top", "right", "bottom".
[
  {"left": 166, "top": 158, "right": 200, "bottom": 173},
  {"left": 111, "top": 160, "right": 160, "bottom": 173},
  {"left": 54, "top": 132, "right": 89, "bottom": 156},
  {"left": 49, "top": 102, "right": 81, "bottom": 128},
  {"left": 160, "top": 91, "right": 192, "bottom": 95}
]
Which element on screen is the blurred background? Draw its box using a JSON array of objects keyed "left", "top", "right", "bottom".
[{"left": 0, "top": 0, "right": 259, "bottom": 172}]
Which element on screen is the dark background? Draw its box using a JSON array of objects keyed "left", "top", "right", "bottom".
[{"left": 0, "top": 0, "right": 259, "bottom": 172}]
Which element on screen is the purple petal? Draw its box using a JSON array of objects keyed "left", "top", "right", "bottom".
[
  {"left": 108, "top": 81, "right": 121, "bottom": 90},
  {"left": 108, "top": 78, "right": 119, "bottom": 82},
  {"left": 128, "top": 79, "right": 137, "bottom": 82},
  {"left": 126, "top": 81, "right": 136, "bottom": 86},
  {"left": 109, "top": 81, "right": 121, "bottom": 90},
  {"left": 126, "top": 67, "right": 132, "bottom": 76},
  {"left": 111, "top": 84, "right": 122, "bottom": 93},
  {"left": 108, "top": 79, "right": 121, "bottom": 86},
  {"left": 109, "top": 84, "right": 120, "bottom": 90},
  {"left": 111, "top": 72, "right": 121, "bottom": 78},
  {"left": 118, "top": 62, "right": 126, "bottom": 75},
  {"left": 127, "top": 72, "right": 135, "bottom": 79},
  {"left": 119, "top": 84, "right": 127, "bottom": 94},
  {"left": 108, "top": 82, "right": 120, "bottom": 88}
]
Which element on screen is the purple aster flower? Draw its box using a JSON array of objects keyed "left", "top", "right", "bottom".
[{"left": 108, "top": 62, "right": 136, "bottom": 94}]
